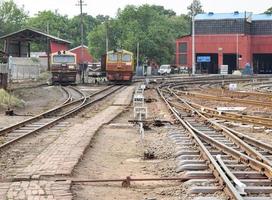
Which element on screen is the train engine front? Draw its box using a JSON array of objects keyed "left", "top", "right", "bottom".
[
  {"left": 106, "top": 49, "right": 134, "bottom": 83},
  {"left": 50, "top": 51, "right": 78, "bottom": 85}
]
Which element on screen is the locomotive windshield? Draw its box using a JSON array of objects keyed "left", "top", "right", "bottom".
[
  {"left": 122, "top": 54, "right": 132, "bottom": 62},
  {"left": 108, "top": 53, "right": 131, "bottom": 62},
  {"left": 108, "top": 53, "right": 118, "bottom": 62},
  {"left": 53, "top": 55, "right": 75, "bottom": 64}
]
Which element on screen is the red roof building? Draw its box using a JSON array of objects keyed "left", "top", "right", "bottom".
[{"left": 69, "top": 45, "right": 93, "bottom": 65}]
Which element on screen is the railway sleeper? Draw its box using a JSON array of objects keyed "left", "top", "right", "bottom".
[
  {"left": 188, "top": 186, "right": 222, "bottom": 194},
  {"left": 183, "top": 171, "right": 214, "bottom": 179},
  {"left": 243, "top": 198, "right": 272, "bottom": 200},
  {"left": 244, "top": 186, "right": 272, "bottom": 194},
  {"left": 176, "top": 164, "right": 209, "bottom": 172},
  {"left": 184, "top": 179, "right": 217, "bottom": 187},
  {"left": 192, "top": 197, "right": 221, "bottom": 200},
  {"left": 178, "top": 160, "right": 207, "bottom": 166},
  {"left": 241, "top": 179, "right": 272, "bottom": 186},
  {"left": 231, "top": 171, "right": 267, "bottom": 179}
]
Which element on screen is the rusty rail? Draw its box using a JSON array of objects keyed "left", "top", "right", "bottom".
[{"left": 157, "top": 87, "right": 244, "bottom": 200}]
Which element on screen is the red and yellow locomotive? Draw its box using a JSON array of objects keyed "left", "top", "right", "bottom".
[
  {"left": 50, "top": 51, "right": 78, "bottom": 85},
  {"left": 104, "top": 49, "right": 134, "bottom": 83}
]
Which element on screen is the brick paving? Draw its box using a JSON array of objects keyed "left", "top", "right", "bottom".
[
  {"left": 14, "top": 86, "right": 134, "bottom": 179},
  {"left": 0, "top": 180, "right": 72, "bottom": 200}
]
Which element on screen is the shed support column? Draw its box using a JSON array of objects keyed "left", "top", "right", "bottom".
[
  {"left": 218, "top": 52, "right": 223, "bottom": 70},
  {"left": 28, "top": 42, "right": 31, "bottom": 57},
  {"left": 47, "top": 40, "right": 51, "bottom": 71}
]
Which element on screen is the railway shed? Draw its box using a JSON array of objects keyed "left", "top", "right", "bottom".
[
  {"left": 176, "top": 12, "right": 272, "bottom": 74},
  {"left": 69, "top": 45, "right": 94, "bottom": 65},
  {"left": 0, "top": 28, "right": 71, "bottom": 70}
]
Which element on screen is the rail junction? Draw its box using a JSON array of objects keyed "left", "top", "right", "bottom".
[{"left": 0, "top": 75, "right": 271, "bottom": 200}]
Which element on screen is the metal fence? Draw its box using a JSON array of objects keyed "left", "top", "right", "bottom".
[
  {"left": 0, "top": 64, "right": 8, "bottom": 73},
  {"left": 9, "top": 64, "right": 40, "bottom": 81}
]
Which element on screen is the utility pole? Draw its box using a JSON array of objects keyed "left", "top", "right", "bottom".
[
  {"left": 192, "top": 0, "right": 196, "bottom": 75},
  {"left": 46, "top": 21, "right": 50, "bottom": 71},
  {"left": 76, "top": 0, "right": 86, "bottom": 83},
  {"left": 105, "top": 20, "right": 109, "bottom": 53},
  {"left": 137, "top": 42, "right": 139, "bottom": 69}
]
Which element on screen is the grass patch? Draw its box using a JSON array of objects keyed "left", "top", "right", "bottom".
[
  {"left": 0, "top": 89, "right": 24, "bottom": 109},
  {"left": 37, "top": 71, "right": 51, "bottom": 81}
]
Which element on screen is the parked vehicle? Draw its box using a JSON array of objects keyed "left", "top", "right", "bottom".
[
  {"left": 158, "top": 64, "right": 171, "bottom": 75},
  {"left": 179, "top": 66, "right": 189, "bottom": 74},
  {"left": 88, "top": 62, "right": 106, "bottom": 77}
]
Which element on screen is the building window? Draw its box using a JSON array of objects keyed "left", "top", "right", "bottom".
[
  {"left": 179, "top": 54, "right": 187, "bottom": 65},
  {"left": 179, "top": 43, "right": 187, "bottom": 53}
]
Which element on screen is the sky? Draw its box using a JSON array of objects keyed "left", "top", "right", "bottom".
[{"left": 13, "top": 0, "right": 272, "bottom": 17}]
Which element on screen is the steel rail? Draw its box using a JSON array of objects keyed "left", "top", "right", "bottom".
[
  {"left": 0, "top": 86, "right": 122, "bottom": 149},
  {"left": 170, "top": 100, "right": 272, "bottom": 128},
  {"left": 0, "top": 85, "right": 115, "bottom": 136},
  {"left": 186, "top": 120, "right": 272, "bottom": 178},
  {"left": 219, "top": 124, "right": 272, "bottom": 154},
  {"left": 170, "top": 102, "right": 272, "bottom": 154},
  {"left": 157, "top": 87, "right": 244, "bottom": 200},
  {"left": 60, "top": 86, "right": 73, "bottom": 104},
  {"left": 176, "top": 90, "right": 272, "bottom": 108},
  {"left": 169, "top": 89, "right": 272, "bottom": 173},
  {"left": 201, "top": 88, "right": 272, "bottom": 98}
]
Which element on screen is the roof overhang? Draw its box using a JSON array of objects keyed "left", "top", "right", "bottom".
[{"left": 0, "top": 28, "right": 71, "bottom": 44}]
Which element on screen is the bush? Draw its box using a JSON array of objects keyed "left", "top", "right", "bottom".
[{"left": 0, "top": 89, "right": 24, "bottom": 109}]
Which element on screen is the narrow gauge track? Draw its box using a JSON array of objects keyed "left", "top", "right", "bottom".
[
  {"left": 170, "top": 100, "right": 272, "bottom": 128},
  {"left": 158, "top": 85, "right": 272, "bottom": 200},
  {"left": 174, "top": 90, "right": 272, "bottom": 108},
  {"left": 0, "top": 85, "right": 122, "bottom": 149},
  {"left": 61, "top": 86, "right": 86, "bottom": 104},
  {"left": 194, "top": 88, "right": 272, "bottom": 98}
]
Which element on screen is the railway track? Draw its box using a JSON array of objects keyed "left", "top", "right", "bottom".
[
  {"left": 0, "top": 85, "right": 123, "bottom": 149},
  {"left": 175, "top": 90, "right": 272, "bottom": 108},
  {"left": 169, "top": 99, "right": 272, "bottom": 128},
  {"left": 158, "top": 84, "right": 272, "bottom": 199}
]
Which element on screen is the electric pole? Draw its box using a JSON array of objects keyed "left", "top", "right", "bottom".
[
  {"left": 192, "top": 0, "right": 196, "bottom": 75},
  {"left": 76, "top": 0, "right": 86, "bottom": 83}
]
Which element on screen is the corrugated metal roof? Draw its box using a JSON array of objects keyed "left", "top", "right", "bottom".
[
  {"left": 0, "top": 28, "right": 71, "bottom": 44},
  {"left": 195, "top": 12, "right": 252, "bottom": 20},
  {"left": 252, "top": 14, "right": 272, "bottom": 21},
  {"left": 69, "top": 45, "right": 89, "bottom": 51}
]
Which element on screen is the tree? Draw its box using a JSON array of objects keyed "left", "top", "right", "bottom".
[
  {"left": 27, "top": 10, "right": 70, "bottom": 39},
  {"left": 88, "top": 4, "right": 189, "bottom": 64},
  {"left": 187, "top": 0, "right": 204, "bottom": 17},
  {"left": 265, "top": 7, "right": 272, "bottom": 14},
  {"left": 0, "top": 0, "right": 28, "bottom": 36},
  {"left": 68, "top": 14, "right": 99, "bottom": 47}
]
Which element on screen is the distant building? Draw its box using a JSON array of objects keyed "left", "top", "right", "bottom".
[
  {"left": 69, "top": 45, "right": 94, "bottom": 65},
  {"left": 176, "top": 12, "right": 272, "bottom": 74}
]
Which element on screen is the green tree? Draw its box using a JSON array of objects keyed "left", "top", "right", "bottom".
[
  {"left": 68, "top": 14, "right": 99, "bottom": 47},
  {"left": 27, "top": 10, "right": 70, "bottom": 40},
  {"left": 0, "top": 0, "right": 28, "bottom": 36},
  {"left": 187, "top": 0, "right": 204, "bottom": 17},
  {"left": 88, "top": 4, "right": 189, "bottom": 64},
  {"left": 265, "top": 7, "right": 272, "bottom": 14}
]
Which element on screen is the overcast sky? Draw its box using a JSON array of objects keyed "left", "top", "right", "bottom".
[{"left": 13, "top": 0, "right": 272, "bottom": 17}]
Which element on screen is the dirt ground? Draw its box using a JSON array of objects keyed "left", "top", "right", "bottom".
[
  {"left": 0, "top": 86, "right": 66, "bottom": 129},
  {"left": 71, "top": 88, "right": 188, "bottom": 200}
]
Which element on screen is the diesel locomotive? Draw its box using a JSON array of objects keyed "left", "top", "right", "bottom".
[
  {"left": 50, "top": 51, "right": 78, "bottom": 84},
  {"left": 104, "top": 49, "right": 134, "bottom": 83}
]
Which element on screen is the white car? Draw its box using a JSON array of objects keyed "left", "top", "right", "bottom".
[{"left": 158, "top": 65, "right": 171, "bottom": 75}]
